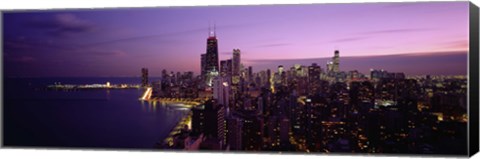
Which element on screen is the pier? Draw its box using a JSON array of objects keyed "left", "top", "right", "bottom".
[{"left": 47, "top": 82, "right": 141, "bottom": 90}]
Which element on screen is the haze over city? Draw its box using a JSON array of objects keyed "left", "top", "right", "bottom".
[{"left": 3, "top": 2, "right": 468, "bottom": 77}]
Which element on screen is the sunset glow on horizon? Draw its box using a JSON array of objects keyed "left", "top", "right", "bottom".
[{"left": 3, "top": 1, "right": 469, "bottom": 77}]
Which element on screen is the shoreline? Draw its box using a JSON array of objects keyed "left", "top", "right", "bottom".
[{"left": 161, "top": 110, "right": 192, "bottom": 147}]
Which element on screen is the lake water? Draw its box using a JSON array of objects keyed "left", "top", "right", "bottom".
[{"left": 3, "top": 77, "right": 187, "bottom": 150}]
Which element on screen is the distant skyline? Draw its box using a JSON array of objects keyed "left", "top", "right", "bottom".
[{"left": 3, "top": 2, "right": 469, "bottom": 77}]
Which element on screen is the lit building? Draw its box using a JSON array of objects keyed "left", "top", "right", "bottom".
[
  {"left": 226, "top": 116, "right": 243, "bottom": 150},
  {"left": 192, "top": 100, "right": 224, "bottom": 138},
  {"left": 201, "top": 54, "right": 207, "bottom": 78},
  {"left": 349, "top": 70, "right": 360, "bottom": 80},
  {"left": 279, "top": 117, "right": 291, "bottom": 147},
  {"left": 141, "top": 68, "right": 149, "bottom": 87},
  {"left": 151, "top": 81, "right": 162, "bottom": 97},
  {"left": 232, "top": 49, "right": 241, "bottom": 77},
  {"left": 308, "top": 63, "right": 322, "bottom": 96},
  {"left": 266, "top": 115, "right": 291, "bottom": 149},
  {"left": 370, "top": 69, "right": 405, "bottom": 80},
  {"left": 203, "top": 25, "right": 220, "bottom": 87},
  {"left": 305, "top": 96, "right": 329, "bottom": 151},
  {"left": 217, "top": 104, "right": 226, "bottom": 148},
  {"left": 278, "top": 65, "right": 284, "bottom": 75},
  {"left": 241, "top": 112, "right": 263, "bottom": 151},
  {"left": 333, "top": 50, "right": 340, "bottom": 73},
  {"left": 220, "top": 60, "right": 228, "bottom": 77},
  {"left": 349, "top": 81, "right": 375, "bottom": 114},
  {"left": 325, "top": 50, "right": 340, "bottom": 77},
  {"left": 213, "top": 77, "right": 230, "bottom": 108},
  {"left": 220, "top": 59, "right": 232, "bottom": 77},
  {"left": 321, "top": 121, "right": 348, "bottom": 152},
  {"left": 327, "top": 61, "right": 333, "bottom": 73}
]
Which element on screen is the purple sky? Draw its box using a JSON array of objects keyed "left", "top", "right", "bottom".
[{"left": 3, "top": 2, "right": 469, "bottom": 77}]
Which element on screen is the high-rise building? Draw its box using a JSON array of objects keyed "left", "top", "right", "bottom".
[
  {"left": 232, "top": 49, "right": 241, "bottom": 75},
  {"left": 141, "top": 68, "right": 149, "bottom": 87},
  {"left": 206, "top": 27, "right": 219, "bottom": 73},
  {"left": 161, "top": 69, "right": 168, "bottom": 79},
  {"left": 152, "top": 81, "right": 162, "bottom": 97},
  {"left": 202, "top": 25, "right": 220, "bottom": 87},
  {"left": 217, "top": 104, "right": 226, "bottom": 148},
  {"left": 279, "top": 116, "right": 291, "bottom": 147},
  {"left": 192, "top": 99, "right": 222, "bottom": 138},
  {"left": 326, "top": 61, "right": 333, "bottom": 73},
  {"left": 325, "top": 50, "right": 340, "bottom": 75},
  {"left": 278, "top": 65, "right": 284, "bottom": 75},
  {"left": 305, "top": 96, "right": 329, "bottom": 151},
  {"left": 226, "top": 116, "right": 243, "bottom": 150},
  {"left": 241, "top": 112, "right": 263, "bottom": 151},
  {"left": 201, "top": 54, "right": 207, "bottom": 77},
  {"left": 333, "top": 50, "right": 340, "bottom": 73},
  {"left": 220, "top": 59, "right": 233, "bottom": 77},
  {"left": 232, "top": 49, "right": 241, "bottom": 84},
  {"left": 213, "top": 77, "right": 230, "bottom": 108},
  {"left": 227, "top": 59, "right": 232, "bottom": 76},
  {"left": 308, "top": 63, "right": 321, "bottom": 96},
  {"left": 220, "top": 60, "right": 227, "bottom": 77}
]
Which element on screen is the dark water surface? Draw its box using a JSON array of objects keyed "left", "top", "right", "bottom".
[{"left": 3, "top": 77, "right": 186, "bottom": 149}]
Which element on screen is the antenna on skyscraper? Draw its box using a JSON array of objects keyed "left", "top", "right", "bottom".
[
  {"left": 208, "top": 21, "right": 211, "bottom": 37},
  {"left": 213, "top": 22, "right": 216, "bottom": 37}
]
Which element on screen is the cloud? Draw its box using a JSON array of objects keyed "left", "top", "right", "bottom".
[
  {"left": 4, "top": 37, "right": 79, "bottom": 52},
  {"left": 83, "top": 23, "right": 250, "bottom": 47},
  {"left": 439, "top": 40, "right": 468, "bottom": 49},
  {"left": 84, "top": 28, "right": 205, "bottom": 47},
  {"left": 382, "top": 2, "right": 425, "bottom": 8},
  {"left": 89, "top": 50, "right": 127, "bottom": 57},
  {"left": 329, "top": 37, "right": 369, "bottom": 43},
  {"left": 25, "top": 13, "right": 95, "bottom": 37},
  {"left": 254, "top": 43, "right": 291, "bottom": 48},
  {"left": 359, "top": 28, "right": 434, "bottom": 35}
]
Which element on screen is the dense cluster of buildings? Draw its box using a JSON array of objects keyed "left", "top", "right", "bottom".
[{"left": 144, "top": 27, "right": 468, "bottom": 154}]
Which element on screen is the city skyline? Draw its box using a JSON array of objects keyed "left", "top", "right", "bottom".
[
  {"left": 3, "top": 2, "right": 469, "bottom": 77},
  {"left": 3, "top": 2, "right": 474, "bottom": 155}
]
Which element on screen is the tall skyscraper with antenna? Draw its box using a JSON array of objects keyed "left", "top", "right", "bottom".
[{"left": 204, "top": 24, "right": 220, "bottom": 87}]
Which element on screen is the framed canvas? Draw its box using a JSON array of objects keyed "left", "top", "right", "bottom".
[{"left": 1, "top": 0, "right": 479, "bottom": 158}]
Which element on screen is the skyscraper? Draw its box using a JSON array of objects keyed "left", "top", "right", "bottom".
[
  {"left": 220, "top": 60, "right": 227, "bottom": 77},
  {"left": 227, "top": 59, "right": 232, "bottom": 77},
  {"left": 232, "top": 49, "right": 241, "bottom": 84},
  {"left": 206, "top": 26, "right": 219, "bottom": 71},
  {"left": 278, "top": 65, "right": 284, "bottom": 75},
  {"left": 204, "top": 25, "right": 220, "bottom": 87},
  {"left": 201, "top": 54, "right": 207, "bottom": 77},
  {"left": 326, "top": 61, "right": 333, "bottom": 73},
  {"left": 192, "top": 99, "right": 222, "bottom": 138},
  {"left": 220, "top": 59, "right": 233, "bottom": 77},
  {"left": 308, "top": 63, "right": 322, "bottom": 96},
  {"left": 333, "top": 50, "right": 340, "bottom": 73},
  {"left": 213, "top": 77, "right": 230, "bottom": 108},
  {"left": 226, "top": 116, "right": 243, "bottom": 150},
  {"left": 141, "top": 68, "right": 149, "bottom": 87}
]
